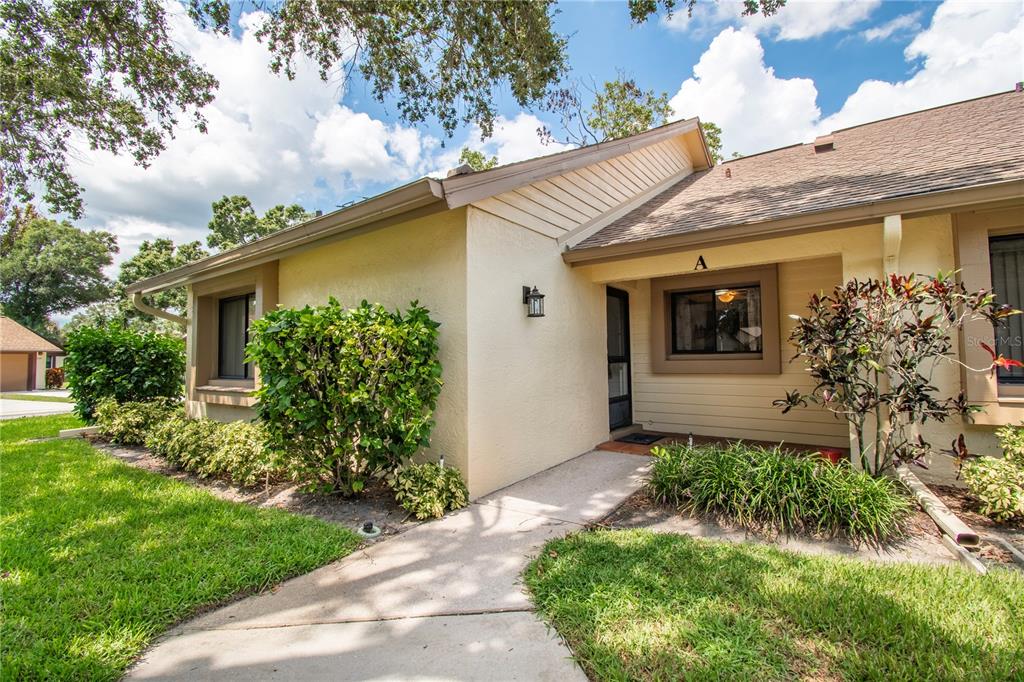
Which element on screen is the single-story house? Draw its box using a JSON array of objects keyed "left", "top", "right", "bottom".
[
  {"left": 0, "top": 316, "right": 63, "bottom": 391},
  {"left": 128, "top": 89, "right": 1024, "bottom": 497}
]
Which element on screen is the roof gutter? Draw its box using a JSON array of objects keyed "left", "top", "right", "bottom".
[
  {"left": 562, "top": 179, "right": 1024, "bottom": 265},
  {"left": 128, "top": 177, "right": 446, "bottom": 295}
]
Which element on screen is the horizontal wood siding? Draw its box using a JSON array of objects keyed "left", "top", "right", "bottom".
[
  {"left": 628, "top": 256, "right": 850, "bottom": 448},
  {"left": 472, "top": 137, "right": 693, "bottom": 239}
]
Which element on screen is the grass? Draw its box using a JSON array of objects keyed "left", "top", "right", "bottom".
[
  {"left": 1, "top": 435, "right": 361, "bottom": 680},
  {"left": 0, "top": 392, "right": 74, "bottom": 402},
  {"left": 525, "top": 529, "right": 1024, "bottom": 681},
  {"left": 1, "top": 414, "right": 85, "bottom": 442}
]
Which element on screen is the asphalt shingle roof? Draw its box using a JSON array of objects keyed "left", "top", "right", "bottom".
[
  {"left": 574, "top": 90, "right": 1024, "bottom": 251},
  {"left": 0, "top": 317, "right": 62, "bottom": 353}
]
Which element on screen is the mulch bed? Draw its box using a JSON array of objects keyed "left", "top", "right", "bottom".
[
  {"left": 603, "top": 486, "right": 941, "bottom": 544},
  {"left": 88, "top": 437, "right": 418, "bottom": 541}
]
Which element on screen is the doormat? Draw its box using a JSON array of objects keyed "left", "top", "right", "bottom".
[{"left": 616, "top": 432, "right": 663, "bottom": 445}]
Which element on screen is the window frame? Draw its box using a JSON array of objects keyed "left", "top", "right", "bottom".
[
  {"left": 650, "top": 264, "right": 780, "bottom": 375},
  {"left": 217, "top": 292, "right": 255, "bottom": 380},
  {"left": 987, "top": 234, "right": 1024, "bottom": 386},
  {"left": 668, "top": 286, "right": 764, "bottom": 356}
]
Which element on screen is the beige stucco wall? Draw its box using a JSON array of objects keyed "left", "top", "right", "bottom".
[
  {"left": 581, "top": 213, "right": 1004, "bottom": 485},
  {"left": 276, "top": 209, "right": 470, "bottom": 480},
  {"left": 465, "top": 206, "right": 608, "bottom": 497}
]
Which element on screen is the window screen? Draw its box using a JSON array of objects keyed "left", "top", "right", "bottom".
[
  {"left": 218, "top": 294, "right": 254, "bottom": 379},
  {"left": 990, "top": 236, "right": 1024, "bottom": 384},
  {"left": 671, "top": 286, "right": 763, "bottom": 355}
]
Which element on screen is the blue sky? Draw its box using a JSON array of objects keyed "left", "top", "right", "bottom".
[{"left": 69, "top": 0, "right": 1023, "bottom": 271}]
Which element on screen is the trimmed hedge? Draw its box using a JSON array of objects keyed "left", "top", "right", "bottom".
[
  {"left": 146, "top": 415, "right": 283, "bottom": 488},
  {"left": 248, "top": 299, "right": 442, "bottom": 496},
  {"left": 392, "top": 461, "right": 469, "bottom": 519},
  {"left": 94, "top": 398, "right": 179, "bottom": 446},
  {"left": 649, "top": 442, "right": 911, "bottom": 542},
  {"left": 65, "top": 325, "right": 184, "bottom": 421}
]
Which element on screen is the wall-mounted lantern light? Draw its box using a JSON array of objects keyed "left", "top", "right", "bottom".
[{"left": 523, "top": 285, "right": 545, "bottom": 318}]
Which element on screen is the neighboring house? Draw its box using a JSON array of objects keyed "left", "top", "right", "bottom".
[
  {"left": 129, "top": 89, "right": 1024, "bottom": 496},
  {"left": 0, "top": 317, "right": 63, "bottom": 391}
]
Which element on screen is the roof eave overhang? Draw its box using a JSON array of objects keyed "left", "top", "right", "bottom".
[
  {"left": 562, "top": 179, "right": 1024, "bottom": 266},
  {"left": 442, "top": 118, "right": 703, "bottom": 209},
  {"left": 128, "top": 178, "right": 445, "bottom": 295}
]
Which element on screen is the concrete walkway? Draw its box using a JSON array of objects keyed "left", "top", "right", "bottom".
[{"left": 128, "top": 450, "right": 653, "bottom": 681}]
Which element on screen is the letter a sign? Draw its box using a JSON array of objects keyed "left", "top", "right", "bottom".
[{"left": 694, "top": 255, "right": 708, "bottom": 271}]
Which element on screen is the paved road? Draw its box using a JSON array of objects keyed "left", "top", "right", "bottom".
[
  {"left": 0, "top": 398, "right": 74, "bottom": 420},
  {"left": 128, "top": 450, "right": 653, "bottom": 680}
]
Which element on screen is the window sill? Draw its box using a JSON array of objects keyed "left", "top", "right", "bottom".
[{"left": 196, "top": 384, "right": 254, "bottom": 395}]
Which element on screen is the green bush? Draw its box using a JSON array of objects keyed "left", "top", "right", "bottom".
[
  {"left": 145, "top": 416, "right": 283, "bottom": 488},
  {"left": 392, "top": 461, "right": 469, "bottom": 519},
  {"left": 94, "top": 398, "right": 179, "bottom": 446},
  {"left": 963, "top": 424, "right": 1024, "bottom": 522},
  {"left": 65, "top": 325, "right": 185, "bottom": 421},
  {"left": 248, "top": 299, "right": 443, "bottom": 496},
  {"left": 206, "top": 421, "right": 282, "bottom": 488},
  {"left": 649, "top": 442, "right": 911, "bottom": 542}
]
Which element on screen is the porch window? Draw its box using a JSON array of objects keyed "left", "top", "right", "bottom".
[
  {"left": 670, "top": 286, "right": 762, "bottom": 354},
  {"left": 649, "top": 264, "right": 780, "bottom": 374},
  {"left": 989, "top": 235, "right": 1024, "bottom": 384},
  {"left": 218, "top": 293, "right": 255, "bottom": 379}
]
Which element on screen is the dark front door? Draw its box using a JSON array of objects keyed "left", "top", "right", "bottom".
[{"left": 607, "top": 287, "right": 632, "bottom": 430}]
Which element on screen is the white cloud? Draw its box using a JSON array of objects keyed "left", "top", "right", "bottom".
[
  {"left": 71, "top": 6, "right": 437, "bottom": 257},
  {"left": 861, "top": 11, "right": 923, "bottom": 42},
  {"left": 426, "top": 113, "right": 574, "bottom": 178},
  {"left": 669, "top": 27, "right": 820, "bottom": 154},
  {"left": 670, "top": 0, "right": 1024, "bottom": 156},
  {"left": 820, "top": 0, "right": 1024, "bottom": 131},
  {"left": 311, "top": 106, "right": 433, "bottom": 182},
  {"left": 664, "top": 0, "right": 880, "bottom": 41}
]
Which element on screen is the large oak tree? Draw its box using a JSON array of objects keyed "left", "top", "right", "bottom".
[{"left": 1, "top": 0, "right": 783, "bottom": 219}]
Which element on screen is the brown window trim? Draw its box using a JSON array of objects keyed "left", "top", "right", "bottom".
[
  {"left": 954, "top": 207, "right": 1024, "bottom": 421},
  {"left": 650, "top": 264, "right": 780, "bottom": 374}
]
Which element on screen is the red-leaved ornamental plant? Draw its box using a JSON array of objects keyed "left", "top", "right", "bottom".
[{"left": 775, "top": 271, "right": 1020, "bottom": 476}]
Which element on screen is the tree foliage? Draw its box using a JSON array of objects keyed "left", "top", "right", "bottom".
[
  {"left": 1, "top": 0, "right": 567, "bottom": 218},
  {"left": 626, "top": 0, "right": 787, "bottom": 23},
  {"left": 775, "top": 272, "right": 1020, "bottom": 475},
  {"left": 458, "top": 146, "right": 498, "bottom": 171},
  {"left": 2, "top": 0, "right": 790, "bottom": 219},
  {"left": 0, "top": 212, "right": 116, "bottom": 334},
  {"left": 114, "top": 238, "right": 207, "bottom": 318},
  {"left": 701, "top": 121, "right": 724, "bottom": 164},
  {"left": 207, "top": 195, "right": 310, "bottom": 251},
  {"left": 248, "top": 299, "right": 443, "bottom": 496},
  {"left": 0, "top": 0, "right": 223, "bottom": 219},
  {"left": 541, "top": 76, "right": 727, "bottom": 164}
]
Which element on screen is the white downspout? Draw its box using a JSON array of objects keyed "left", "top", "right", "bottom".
[{"left": 131, "top": 291, "right": 187, "bottom": 327}]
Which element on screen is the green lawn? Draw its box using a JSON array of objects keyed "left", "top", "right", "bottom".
[
  {"left": 1, "top": 429, "right": 361, "bottom": 680},
  {"left": 1, "top": 414, "right": 85, "bottom": 442},
  {"left": 0, "top": 392, "right": 74, "bottom": 402},
  {"left": 525, "top": 529, "right": 1024, "bottom": 681}
]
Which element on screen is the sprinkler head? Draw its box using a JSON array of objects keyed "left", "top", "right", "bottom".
[{"left": 357, "top": 521, "right": 381, "bottom": 539}]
